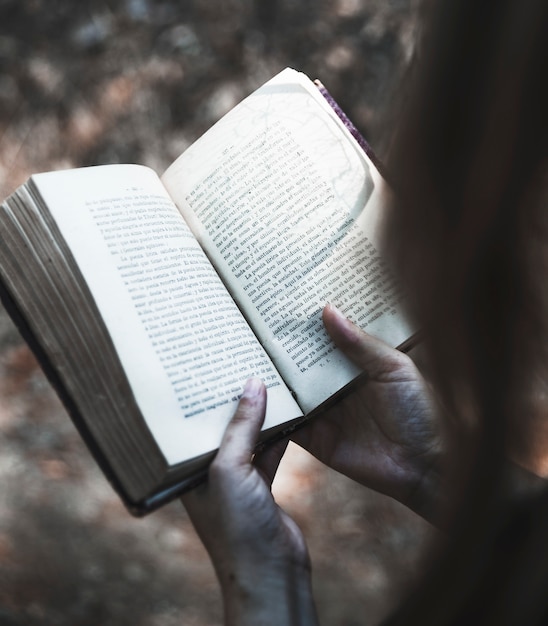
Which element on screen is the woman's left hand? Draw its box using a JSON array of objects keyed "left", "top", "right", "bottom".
[{"left": 182, "top": 377, "right": 318, "bottom": 626}]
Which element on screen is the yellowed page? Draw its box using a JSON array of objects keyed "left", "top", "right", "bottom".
[
  {"left": 31, "top": 164, "right": 302, "bottom": 464},
  {"left": 162, "top": 68, "right": 415, "bottom": 412}
]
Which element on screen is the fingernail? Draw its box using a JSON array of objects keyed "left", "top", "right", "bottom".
[
  {"left": 326, "top": 303, "right": 350, "bottom": 323},
  {"left": 325, "top": 303, "right": 360, "bottom": 342},
  {"left": 243, "top": 377, "right": 264, "bottom": 398}
]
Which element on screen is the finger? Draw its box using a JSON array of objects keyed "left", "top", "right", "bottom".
[
  {"left": 254, "top": 437, "right": 290, "bottom": 487},
  {"left": 323, "top": 303, "right": 410, "bottom": 377},
  {"left": 214, "top": 377, "right": 267, "bottom": 468}
]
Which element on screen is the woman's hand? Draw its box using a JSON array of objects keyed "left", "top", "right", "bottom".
[
  {"left": 292, "top": 304, "right": 445, "bottom": 525},
  {"left": 182, "top": 378, "right": 318, "bottom": 626}
]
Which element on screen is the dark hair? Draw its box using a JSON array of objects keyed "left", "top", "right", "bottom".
[{"left": 385, "top": 1, "right": 548, "bottom": 623}]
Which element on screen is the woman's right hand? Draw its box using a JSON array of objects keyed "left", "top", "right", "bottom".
[{"left": 292, "top": 304, "right": 446, "bottom": 525}]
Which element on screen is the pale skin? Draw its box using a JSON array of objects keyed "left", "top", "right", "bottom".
[
  {"left": 292, "top": 304, "right": 445, "bottom": 525},
  {"left": 182, "top": 304, "right": 444, "bottom": 625}
]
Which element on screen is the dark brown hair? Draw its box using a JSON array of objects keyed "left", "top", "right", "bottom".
[{"left": 386, "top": 1, "right": 548, "bottom": 623}]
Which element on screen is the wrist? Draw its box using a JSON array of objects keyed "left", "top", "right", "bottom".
[
  {"left": 402, "top": 453, "right": 448, "bottom": 529},
  {"left": 219, "top": 559, "right": 318, "bottom": 626}
]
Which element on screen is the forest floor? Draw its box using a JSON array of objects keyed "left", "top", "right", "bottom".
[{"left": 0, "top": 2, "right": 435, "bottom": 624}]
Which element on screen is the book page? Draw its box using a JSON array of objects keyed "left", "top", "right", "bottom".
[
  {"left": 31, "top": 165, "right": 302, "bottom": 464},
  {"left": 163, "top": 68, "right": 415, "bottom": 412}
]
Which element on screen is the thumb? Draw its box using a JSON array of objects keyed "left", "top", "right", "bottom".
[
  {"left": 214, "top": 377, "right": 267, "bottom": 468},
  {"left": 322, "top": 303, "right": 410, "bottom": 378}
]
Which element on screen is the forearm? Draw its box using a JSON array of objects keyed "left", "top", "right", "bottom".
[
  {"left": 401, "top": 457, "right": 449, "bottom": 529},
  {"left": 220, "top": 562, "right": 319, "bottom": 626},
  {"left": 401, "top": 455, "right": 547, "bottom": 530},
  {"left": 502, "top": 458, "right": 547, "bottom": 501}
]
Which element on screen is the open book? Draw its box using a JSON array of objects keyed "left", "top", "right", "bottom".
[{"left": 0, "top": 68, "right": 415, "bottom": 515}]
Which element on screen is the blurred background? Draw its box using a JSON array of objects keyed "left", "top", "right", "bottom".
[{"left": 0, "top": 1, "right": 435, "bottom": 624}]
